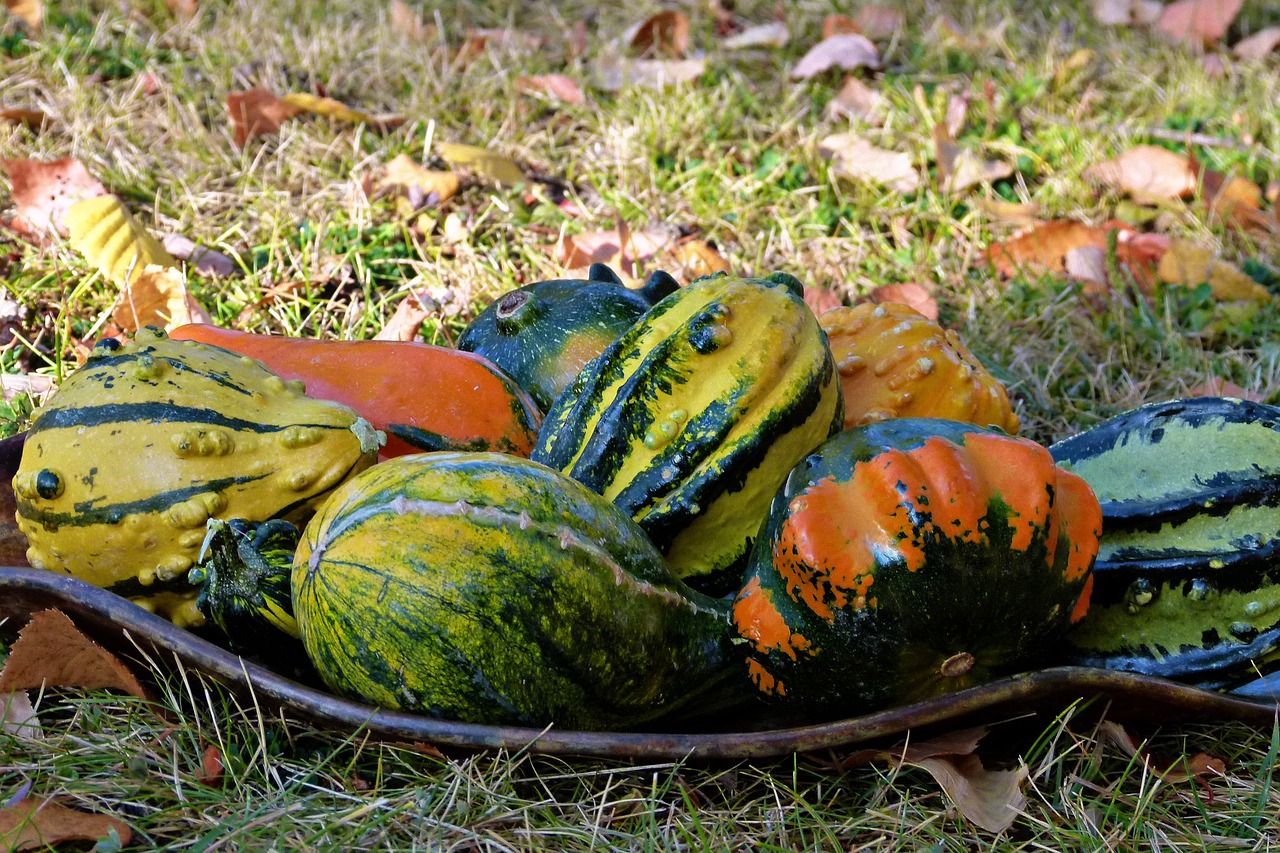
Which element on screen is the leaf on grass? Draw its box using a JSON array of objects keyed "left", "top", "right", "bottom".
[
  {"left": 378, "top": 154, "right": 460, "bottom": 206},
  {"left": 163, "top": 0, "right": 197, "bottom": 18},
  {"left": 280, "top": 93, "right": 404, "bottom": 131},
  {"left": 791, "top": 34, "right": 881, "bottom": 79},
  {"left": 161, "top": 233, "right": 240, "bottom": 277},
  {"left": 1, "top": 372, "right": 54, "bottom": 402},
  {"left": 1187, "top": 377, "right": 1264, "bottom": 401},
  {"left": 0, "top": 108, "right": 48, "bottom": 129},
  {"left": 803, "top": 286, "right": 844, "bottom": 317},
  {"left": 625, "top": 10, "right": 690, "bottom": 57},
  {"left": 3, "top": 0, "right": 41, "bottom": 29},
  {"left": 822, "top": 14, "right": 861, "bottom": 39},
  {"left": 1, "top": 691, "right": 41, "bottom": 738},
  {"left": 971, "top": 197, "right": 1041, "bottom": 225},
  {"left": 226, "top": 88, "right": 303, "bottom": 147},
  {"left": 669, "top": 239, "right": 731, "bottom": 281},
  {"left": 514, "top": 74, "right": 586, "bottom": 105},
  {"left": 1157, "top": 0, "right": 1244, "bottom": 46},
  {"left": 435, "top": 142, "right": 525, "bottom": 186},
  {"left": 1193, "top": 157, "right": 1275, "bottom": 235},
  {"left": 824, "top": 75, "right": 884, "bottom": 123},
  {"left": 869, "top": 282, "right": 939, "bottom": 320},
  {"left": 114, "top": 264, "right": 214, "bottom": 332},
  {"left": 1233, "top": 27, "right": 1280, "bottom": 60},
  {"left": 1156, "top": 240, "right": 1272, "bottom": 302},
  {"left": 64, "top": 194, "right": 176, "bottom": 286},
  {"left": 0, "top": 796, "right": 132, "bottom": 852},
  {"left": 1, "top": 157, "right": 107, "bottom": 241},
  {"left": 1099, "top": 721, "right": 1227, "bottom": 783},
  {"left": 553, "top": 226, "right": 672, "bottom": 274},
  {"left": 1092, "top": 0, "right": 1163, "bottom": 26},
  {"left": 197, "top": 744, "right": 224, "bottom": 786},
  {"left": 722, "top": 21, "right": 789, "bottom": 50},
  {"left": 1083, "top": 145, "right": 1197, "bottom": 202},
  {"left": 375, "top": 284, "right": 464, "bottom": 341},
  {"left": 854, "top": 5, "right": 905, "bottom": 40},
  {"left": 987, "top": 220, "right": 1115, "bottom": 276},
  {"left": 819, "top": 133, "right": 919, "bottom": 193},
  {"left": 593, "top": 56, "right": 706, "bottom": 91},
  {"left": 389, "top": 0, "right": 437, "bottom": 41},
  {"left": 933, "top": 123, "right": 1012, "bottom": 194},
  {"left": 0, "top": 609, "right": 149, "bottom": 699}
]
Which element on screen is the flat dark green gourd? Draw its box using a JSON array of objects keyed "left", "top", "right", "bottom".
[
  {"left": 457, "top": 263, "right": 679, "bottom": 412},
  {"left": 1050, "top": 397, "right": 1280, "bottom": 683}
]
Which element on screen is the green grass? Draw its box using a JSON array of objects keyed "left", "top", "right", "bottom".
[{"left": 4, "top": 0, "right": 1280, "bottom": 848}]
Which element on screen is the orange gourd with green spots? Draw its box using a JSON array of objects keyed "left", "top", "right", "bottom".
[{"left": 732, "top": 418, "right": 1101, "bottom": 717}]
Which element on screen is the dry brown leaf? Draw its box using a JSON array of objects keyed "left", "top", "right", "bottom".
[
  {"left": 161, "top": 233, "right": 239, "bottom": 277},
  {"left": 869, "top": 282, "right": 939, "bottom": 320},
  {"left": 593, "top": 56, "right": 706, "bottom": 91},
  {"left": 791, "top": 33, "right": 881, "bottom": 79},
  {"left": 803, "top": 286, "right": 844, "bottom": 317},
  {"left": 1157, "top": 240, "right": 1272, "bottom": 302},
  {"left": 1, "top": 157, "right": 107, "bottom": 241},
  {"left": 389, "top": 0, "right": 437, "bottom": 41},
  {"left": 988, "top": 220, "right": 1115, "bottom": 276},
  {"left": 1157, "top": 0, "right": 1244, "bottom": 45},
  {"left": 436, "top": 141, "right": 525, "bottom": 186},
  {"left": 163, "top": 0, "right": 197, "bottom": 17},
  {"left": 114, "top": 264, "right": 214, "bottom": 332},
  {"left": 375, "top": 289, "right": 435, "bottom": 341},
  {"left": 1, "top": 690, "right": 41, "bottom": 737},
  {"left": 227, "top": 88, "right": 302, "bottom": 147},
  {"left": 0, "top": 796, "right": 132, "bottom": 852},
  {"left": 910, "top": 754, "right": 1028, "bottom": 834},
  {"left": 933, "top": 123, "right": 1012, "bottom": 194},
  {"left": 0, "top": 609, "right": 150, "bottom": 698},
  {"left": 626, "top": 10, "right": 690, "bottom": 57},
  {"left": 822, "top": 14, "right": 860, "bottom": 39},
  {"left": 1092, "top": 0, "right": 1162, "bottom": 25},
  {"left": 1084, "top": 145, "right": 1197, "bottom": 201},
  {"left": 64, "top": 194, "right": 177, "bottom": 286},
  {"left": 197, "top": 744, "right": 224, "bottom": 786},
  {"left": 1, "top": 372, "right": 54, "bottom": 402},
  {"left": 281, "top": 93, "right": 403, "bottom": 131},
  {"left": 668, "top": 239, "right": 731, "bottom": 281},
  {"left": 1193, "top": 156, "right": 1275, "bottom": 235},
  {"left": 819, "top": 133, "right": 919, "bottom": 193},
  {"left": 722, "top": 21, "right": 790, "bottom": 49},
  {"left": 1233, "top": 26, "right": 1280, "bottom": 60},
  {"left": 824, "top": 75, "right": 885, "bottom": 123},
  {"left": 1188, "top": 377, "right": 1265, "bottom": 401},
  {"left": 378, "top": 154, "right": 460, "bottom": 206},
  {"left": 554, "top": 227, "right": 672, "bottom": 272},
  {"left": 4, "top": 0, "right": 41, "bottom": 29},
  {"left": 0, "top": 107, "right": 48, "bottom": 129},
  {"left": 854, "top": 5, "right": 905, "bottom": 40},
  {"left": 1099, "top": 721, "right": 1227, "bottom": 783},
  {"left": 514, "top": 74, "right": 586, "bottom": 105}
]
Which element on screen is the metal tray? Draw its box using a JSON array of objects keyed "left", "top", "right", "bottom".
[{"left": 1, "top": 567, "right": 1276, "bottom": 760}]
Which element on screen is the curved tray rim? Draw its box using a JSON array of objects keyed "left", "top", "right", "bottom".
[{"left": 1, "top": 567, "right": 1276, "bottom": 760}]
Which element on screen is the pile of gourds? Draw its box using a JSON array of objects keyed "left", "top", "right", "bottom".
[{"left": 11, "top": 265, "right": 1280, "bottom": 729}]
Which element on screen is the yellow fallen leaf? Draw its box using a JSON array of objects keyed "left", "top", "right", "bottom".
[
  {"left": 435, "top": 141, "right": 525, "bottom": 186},
  {"left": 4, "top": 0, "right": 41, "bottom": 29},
  {"left": 280, "top": 93, "right": 404, "bottom": 131},
  {"left": 64, "top": 195, "right": 176, "bottom": 286},
  {"left": 378, "top": 154, "right": 460, "bottom": 205},
  {"left": 1157, "top": 240, "right": 1271, "bottom": 302},
  {"left": 114, "top": 265, "right": 213, "bottom": 332}
]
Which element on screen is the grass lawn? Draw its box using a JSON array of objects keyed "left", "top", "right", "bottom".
[{"left": 3, "top": 0, "right": 1280, "bottom": 848}]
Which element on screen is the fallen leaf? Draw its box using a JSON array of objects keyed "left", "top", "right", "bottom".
[
  {"left": 113, "top": 264, "right": 214, "bottom": 332},
  {"left": 803, "top": 286, "right": 844, "bottom": 316},
  {"left": 988, "top": 220, "right": 1117, "bottom": 277},
  {"left": 944, "top": 91, "right": 969, "bottom": 137},
  {"left": 1, "top": 373, "right": 55, "bottom": 402},
  {"left": 971, "top": 197, "right": 1041, "bottom": 225},
  {"left": 64, "top": 194, "right": 177, "bottom": 286},
  {"left": 626, "top": 10, "right": 690, "bottom": 57},
  {"left": 592, "top": 56, "right": 706, "bottom": 91},
  {"left": 933, "top": 123, "right": 1012, "bottom": 194},
  {"left": 163, "top": 0, "right": 197, "bottom": 17},
  {"left": 854, "top": 5, "right": 905, "bottom": 40},
  {"left": 0, "top": 108, "right": 48, "bottom": 129},
  {"left": 514, "top": 74, "right": 586, "bottom": 105},
  {"left": 0, "top": 796, "right": 132, "bottom": 852},
  {"left": 1, "top": 691, "right": 41, "bottom": 738},
  {"left": 197, "top": 744, "right": 224, "bottom": 786},
  {"left": 1192, "top": 154, "right": 1274, "bottom": 235},
  {"left": 161, "top": 234, "right": 240, "bottom": 277},
  {"left": 791, "top": 33, "right": 881, "bottom": 79},
  {"left": 3, "top": 0, "right": 41, "bottom": 29},
  {"left": 435, "top": 141, "right": 525, "bottom": 186},
  {"left": 1233, "top": 26, "right": 1280, "bottom": 60},
  {"left": 1157, "top": 0, "right": 1244, "bottom": 46},
  {"left": 668, "top": 239, "right": 731, "bottom": 280},
  {"left": 1187, "top": 377, "right": 1264, "bottom": 401},
  {"left": 824, "top": 75, "right": 885, "bottom": 123},
  {"left": 1, "top": 157, "right": 107, "bottom": 241},
  {"left": 1091, "top": 0, "right": 1161, "bottom": 25},
  {"left": 389, "top": 0, "right": 436, "bottom": 41},
  {"left": 0, "top": 609, "right": 150, "bottom": 699},
  {"left": 819, "top": 133, "right": 919, "bottom": 193},
  {"left": 869, "top": 282, "right": 938, "bottom": 320},
  {"left": 1157, "top": 240, "right": 1272, "bottom": 302},
  {"left": 554, "top": 227, "right": 672, "bottom": 272},
  {"left": 1099, "top": 721, "right": 1227, "bottom": 783},
  {"left": 375, "top": 283, "right": 465, "bottom": 341},
  {"left": 722, "top": 21, "right": 789, "bottom": 49},
  {"left": 226, "top": 88, "right": 302, "bottom": 147},
  {"left": 1084, "top": 145, "right": 1198, "bottom": 202},
  {"left": 1201, "top": 52, "right": 1226, "bottom": 77},
  {"left": 1064, "top": 245, "right": 1109, "bottom": 288},
  {"left": 280, "top": 93, "right": 403, "bottom": 131},
  {"left": 378, "top": 154, "right": 460, "bottom": 206},
  {"left": 822, "top": 14, "right": 860, "bottom": 39}
]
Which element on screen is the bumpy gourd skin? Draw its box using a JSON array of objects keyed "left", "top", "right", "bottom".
[{"left": 12, "top": 327, "right": 380, "bottom": 627}]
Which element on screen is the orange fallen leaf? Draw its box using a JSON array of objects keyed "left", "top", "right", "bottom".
[
  {"left": 868, "top": 283, "right": 939, "bottom": 320},
  {"left": 822, "top": 14, "right": 861, "bottom": 39},
  {"left": 854, "top": 5, "right": 905, "bottom": 40},
  {"left": 987, "top": 220, "right": 1124, "bottom": 277},
  {"left": 163, "top": 0, "right": 197, "bottom": 17},
  {"left": 114, "top": 264, "right": 214, "bottom": 332},
  {"left": 1157, "top": 0, "right": 1244, "bottom": 46},
  {"left": 668, "top": 239, "right": 731, "bottom": 281},
  {"left": 378, "top": 154, "right": 460, "bottom": 206},
  {"left": 803, "top": 286, "right": 844, "bottom": 316},
  {"left": 791, "top": 33, "right": 881, "bottom": 78},
  {"left": 824, "top": 75, "right": 884, "bottom": 123},
  {"left": 1083, "top": 145, "right": 1197, "bottom": 202},
  {"left": 197, "top": 744, "right": 224, "bottom": 786},
  {"left": 435, "top": 141, "right": 525, "bottom": 186},
  {"left": 0, "top": 796, "right": 132, "bottom": 852},
  {"left": 226, "top": 88, "right": 302, "bottom": 147},
  {"left": 819, "top": 133, "right": 919, "bottom": 193},
  {"left": 0, "top": 609, "right": 150, "bottom": 699},
  {"left": 514, "top": 74, "right": 586, "bottom": 105},
  {"left": 1233, "top": 26, "right": 1280, "bottom": 60},
  {"left": 1, "top": 157, "right": 107, "bottom": 241},
  {"left": 0, "top": 107, "right": 48, "bottom": 129},
  {"left": 1099, "top": 721, "right": 1227, "bottom": 783},
  {"left": 1187, "top": 377, "right": 1264, "bottom": 401},
  {"left": 4, "top": 0, "right": 41, "bottom": 29},
  {"left": 375, "top": 288, "right": 437, "bottom": 341},
  {"left": 626, "top": 10, "right": 690, "bottom": 57}
]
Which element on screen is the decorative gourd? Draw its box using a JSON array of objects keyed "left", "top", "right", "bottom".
[
  {"left": 733, "top": 418, "right": 1101, "bottom": 717},
  {"left": 169, "top": 324, "right": 542, "bottom": 460},
  {"left": 190, "top": 518, "right": 302, "bottom": 652},
  {"left": 12, "top": 327, "right": 380, "bottom": 627},
  {"left": 821, "top": 303, "right": 1020, "bottom": 433},
  {"left": 292, "top": 452, "right": 746, "bottom": 730},
  {"left": 533, "top": 271, "right": 843, "bottom": 593},
  {"left": 458, "top": 263, "right": 679, "bottom": 411},
  {"left": 1050, "top": 397, "right": 1280, "bottom": 682}
]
